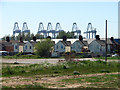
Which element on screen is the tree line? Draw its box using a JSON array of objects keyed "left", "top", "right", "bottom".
[{"left": 2, "top": 31, "right": 76, "bottom": 41}]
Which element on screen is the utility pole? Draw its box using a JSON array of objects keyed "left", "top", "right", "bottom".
[{"left": 105, "top": 20, "right": 107, "bottom": 62}]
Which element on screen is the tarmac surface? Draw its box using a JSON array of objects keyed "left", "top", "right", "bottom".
[{"left": 1, "top": 58, "right": 119, "bottom": 64}]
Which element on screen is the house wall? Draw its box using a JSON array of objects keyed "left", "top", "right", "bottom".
[
  {"left": 89, "top": 40, "right": 111, "bottom": 54},
  {"left": 54, "top": 41, "right": 65, "bottom": 53},
  {"left": 5, "top": 46, "right": 14, "bottom": 52},
  {"left": 0, "top": 43, "right": 2, "bottom": 51},
  {"left": 19, "top": 45, "right": 24, "bottom": 52},
  {"left": 24, "top": 42, "right": 33, "bottom": 53},
  {"left": 14, "top": 43, "right": 19, "bottom": 52},
  {"left": 65, "top": 46, "right": 71, "bottom": 52},
  {"left": 107, "top": 45, "right": 111, "bottom": 53},
  {"left": 71, "top": 42, "right": 82, "bottom": 53},
  {"left": 89, "top": 40, "right": 104, "bottom": 54}
]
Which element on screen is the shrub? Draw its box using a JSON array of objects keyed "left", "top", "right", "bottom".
[
  {"left": 6, "top": 66, "right": 14, "bottom": 75},
  {"left": 100, "top": 69, "right": 110, "bottom": 73},
  {"left": 54, "top": 71, "right": 59, "bottom": 73},
  {"left": 64, "top": 52, "right": 75, "bottom": 61},
  {"left": 73, "top": 71, "right": 80, "bottom": 75},
  {"left": 63, "top": 65, "right": 69, "bottom": 69}
]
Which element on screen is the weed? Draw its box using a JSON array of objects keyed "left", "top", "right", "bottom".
[
  {"left": 2, "top": 61, "right": 119, "bottom": 77},
  {"left": 73, "top": 71, "right": 80, "bottom": 75}
]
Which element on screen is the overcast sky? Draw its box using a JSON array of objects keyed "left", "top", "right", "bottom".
[{"left": 0, "top": 0, "right": 118, "bottom": 38}]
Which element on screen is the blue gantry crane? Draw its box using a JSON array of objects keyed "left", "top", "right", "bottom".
[
  {"left": 37, "top": 22, "right": 47, "bottom": 38},
  {"left": 22, "top": 22, "right": 30, "bottom": 35},
  {"left": 13, "top": 22, "right": 21, "bottom": 37},
  {"left": 37, "top": 22, "right": 64, "bottom": 39},
  {"left": 72, "top": 22, "right": 81, "bottom": 38},
  {"left": 84, "top": 23, "right": 97, "bottom": 39}
]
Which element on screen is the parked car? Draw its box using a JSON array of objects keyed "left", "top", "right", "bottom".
[
  {"left": 0, "top": 51, "right": 9, "bottom": 56},
  {"left": 112, "top": 54, "right": 119, "bottom": 57}
]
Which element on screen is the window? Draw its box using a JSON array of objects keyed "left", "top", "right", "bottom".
[
  {"left": 78, "top": 45, "right": 81, "bottom": 49},
  {"left": 72, "top": 46, "right": 74, "bottom": 49},
  {"left": 61, "top": 45, "right": 63, "bottom": 49},
  {"left": 30, "top": 46, "right": 31, "bottom": 49},
  {"left": 15, "top": 45, "right": 17, "bottom": 49},
  {"left": 56, "top": 45, "right": 58, "bottom": 49},
  {"left": 25, "top": 45, "right": 27, "bottom": 49},
  {"left": 97, "top": 45, "right": 99, "bottom": 48}
]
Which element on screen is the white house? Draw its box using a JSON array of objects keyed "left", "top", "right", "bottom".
[
  {"left": 71, "top": 40, "right": 88, "bottom": 53},
  {"left": 54, "top": 41, "right": 71, "bottom": 53},
  {"left": 13, "top": 43, "right": 19, "bottom": 52},
  {"left": 18, "top": 41, "right": 34, "bottom": 53},
  {"left": 88, "top": 39, "right": 111, "bottom": 54},
  {"left": 23, "top": 41, "right": 34, "bottom": 53}
]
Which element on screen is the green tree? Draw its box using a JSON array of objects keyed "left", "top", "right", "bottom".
[
  {"left": 67, "top": 31, "right": 75, "bottom": 38},
  {"left": 56, "top": 31, "right": 67, "bottom": 39},
  {"left": 25, "top": 32, "right": 30, "bottom": 41},
  {"left": 30, "top": 33, "right": 34, "bottom": 40},
  {"left": 16, "top": 33, "right": 21, "bottom": 40},
  {"left": 35, "top": 39, "right": 54, "bottom": 57},
  {"left": 35, "top": 34, "right": 44, "bottom": 39},
  {"left": 2, "top": 36, "right": 6, "bottom": 40},
  {"left": 56, "top": 31, "right": 75, "bottom": 39},
  {"left": 11, "top": 35, "right": 15, "bottom": 40},
  {"left": 2, "top": 35, "right": 10, "bottom": 40}
]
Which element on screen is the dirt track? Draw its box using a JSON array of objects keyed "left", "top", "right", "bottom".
[{"left": 2, "top": 72, "right": 119, "bottom": 88}]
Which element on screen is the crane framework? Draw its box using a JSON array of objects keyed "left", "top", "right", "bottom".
[
  {"left": 84, "top": 23, "right": 97, "bottom": 39},
  {"left": 37, "top": 22, "right": 64, "bottom": 39},
  {"left": 13, "top": 22, "right": 30, "bottom": 37},
  {"left": 13, "top": 22, "right": 97, "bottom": 39}
]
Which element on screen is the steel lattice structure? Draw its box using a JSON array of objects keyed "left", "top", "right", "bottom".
[
  {"left": 84, "top": 23, "right": 97, "bottom": 39},
  {"left": 37, "top": 22, "right": 47, "bottom": 38},
  {"left": 72, "top": 22, "right": 81, "bottom": 38},
  {"left": 13, "top": 22, "right": 21, "bottom": 36},
  {"left": 13, "top": 22, "right": 97, "bottom": 39},
  {"left": 22, "top": 22, "right": 30, "bottom": 35},
  {"left": 37, "top": 22, "right": 64, "bottom": 39}
]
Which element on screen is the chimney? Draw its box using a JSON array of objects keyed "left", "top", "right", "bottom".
[
  {"left": 33, "top": 36, "right": 36, "bottom": 42},
  {"left": 63, "top": 35, "right": 67, "bottom": 41},
  {"left": 79, "top": 35, "right": 83, "bottom": 41},
  {"left": 95, "top": 35, "right": 100, "bottom": 40},
  {"left": 6, "top": 36, "right": 10, "bottom": 42},
  {"left": 110, "top": 37, "right": 114, "bottom": 41},
  {"left": 20, "top": 37, "right": 23, "bottom": 43}
]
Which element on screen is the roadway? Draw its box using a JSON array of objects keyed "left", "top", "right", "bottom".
[{"left": 1, "top": 58, "right": 119, "bottom": 64}]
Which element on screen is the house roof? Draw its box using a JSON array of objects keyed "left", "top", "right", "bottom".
[
  {"left": 83, "top": 38, "right": 95, "bottom": 44},
  {"left": 76, "top": 40, "right": 88, "bottom": 46},
  {"left": 99, "top": 38, "right": 120, "bottom": 45},
  {"left": 19, "top": 42, "right": 25, "bottom": 46},
  {"left": 1, "top": 40, "right": 19, "bottom": 44},
  {"left": 95, "top": 40, "right": 106, "bottom": 46},
  {"left": 100, "top": 38, "right": 113, "bottom": 45},
  {"left": 60, "top": 41, "right": 71, "bottom": 46},
  {"left": 30, "top": 41, "right": 37, "bottom": 46},
  {"left": 0, "top": 41, "right": 13, "bottom": 46}
]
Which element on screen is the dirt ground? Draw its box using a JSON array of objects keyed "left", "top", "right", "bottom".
[{"left": 2, "top": 72, "right": 119, "bottom": 88}]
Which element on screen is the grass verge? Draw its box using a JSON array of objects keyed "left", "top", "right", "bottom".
[
  {"left": 2, "top": 60, "right": 119, "bottom": 77},
  {"left": 95, "top": 56, "right": 120, "bottom": 60},
  {"left": 61, "top": 74, "right": 119, "bottom": 88}
]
